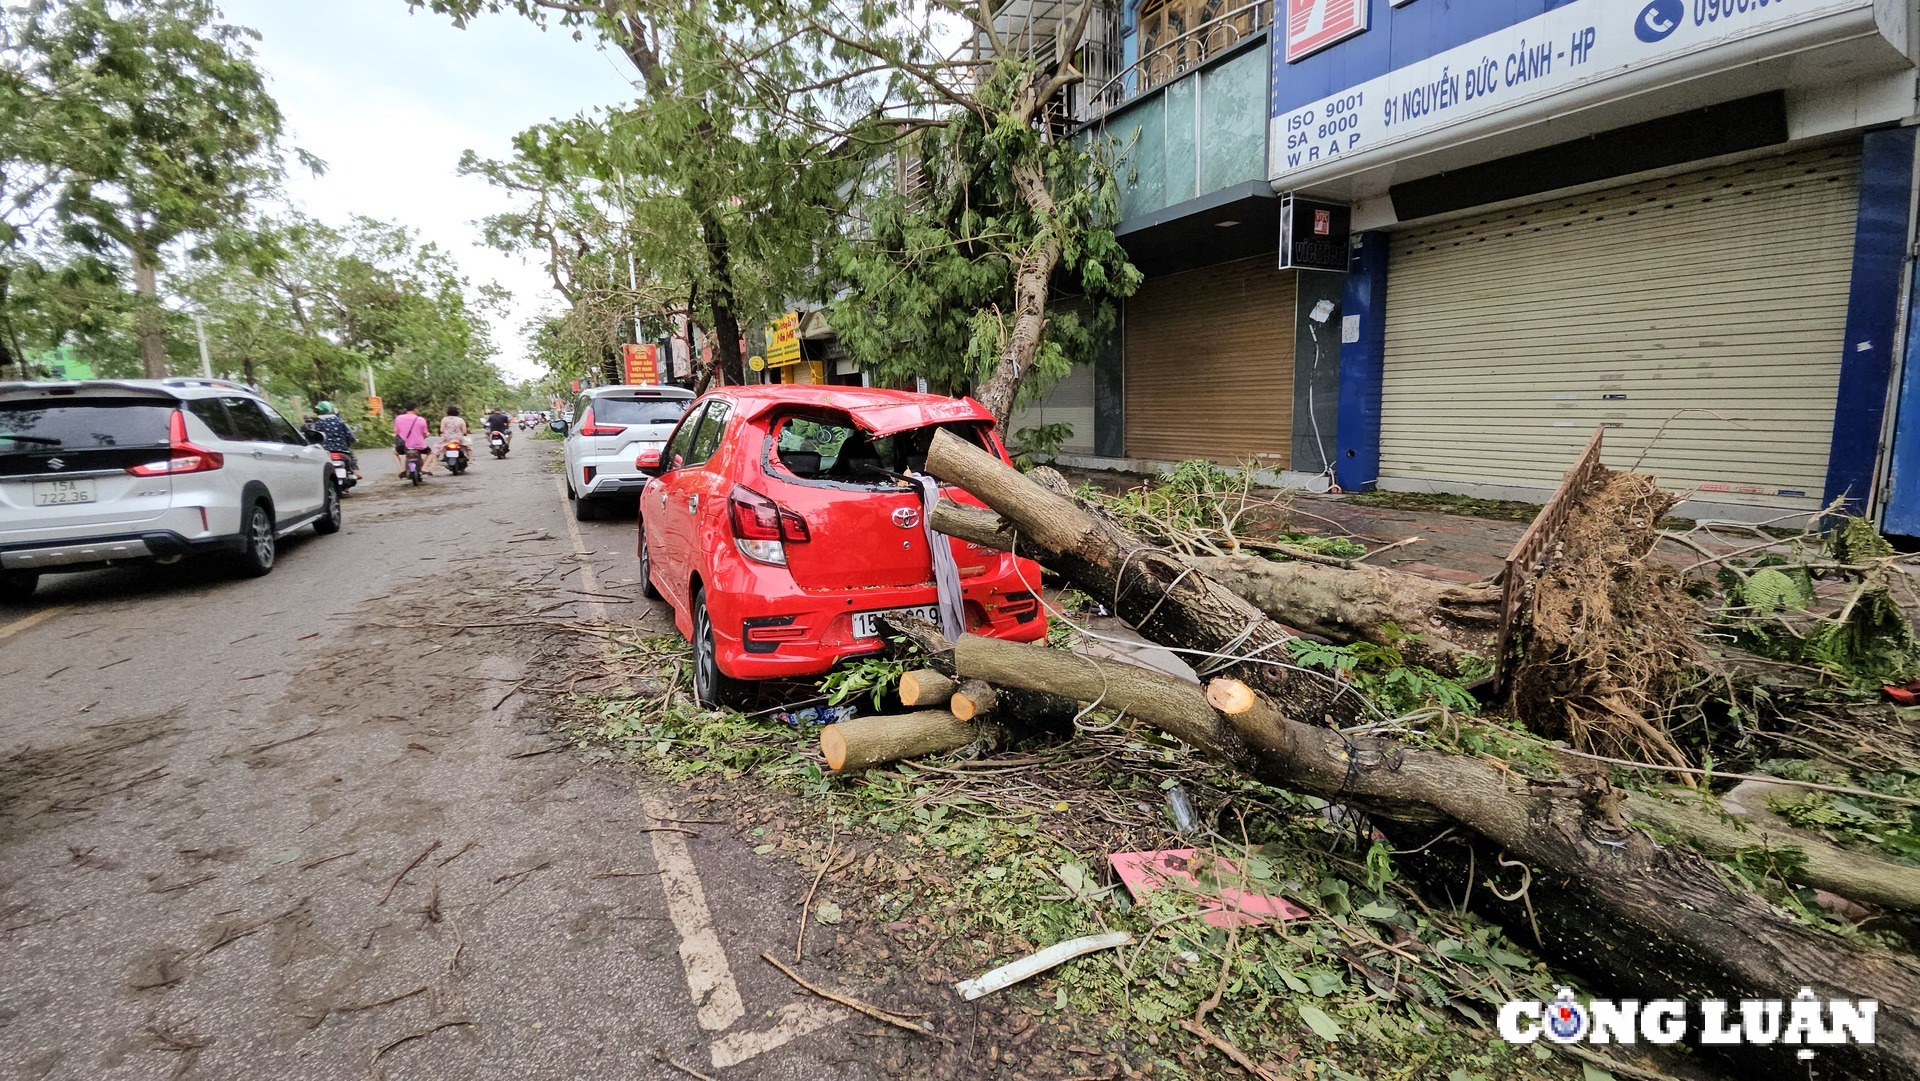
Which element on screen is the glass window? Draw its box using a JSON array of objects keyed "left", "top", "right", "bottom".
[
  {"left": 663, "top": 402, "right": 708, "bottom": 466},
  {"left": 254, "top": 401, "right": 307, "bottom": 444},
  {"left": 0, "top": 398, "right": 173, "bottom": 449},
  {"left": 219, "top": 397, "right": 277, "bottom": 441},
  {"left": 593, "top": 396, "right": 692, "bottom": 426},
  {"left": 768, "top": 413, "right": 990, "bottom": 483},
  {"left": 187, "top": 399, "right": 239, "bottom": 439},
  {"left": 684, "top": 402, "right": 730, "bottom": 466}
]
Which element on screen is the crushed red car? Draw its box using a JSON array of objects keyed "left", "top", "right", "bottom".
[{"left": 635, "top": 385, "right": 1048, "bottom": 704}]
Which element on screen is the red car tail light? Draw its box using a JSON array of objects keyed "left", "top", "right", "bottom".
[
  {"left": 128, "top": 410, "right": 224, "bottom": 476},
  {"left": 729, "top": 486, "right": 809, "bottom": 565},
  {"left": 576, "top": 407, "right": 626, "bottom": 437}
]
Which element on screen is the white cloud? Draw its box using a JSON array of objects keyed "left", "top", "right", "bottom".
[{"left": 218, "top": 0, "right": 637, "bottom": 379}]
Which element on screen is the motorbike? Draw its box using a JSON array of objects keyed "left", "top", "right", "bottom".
[
  {"left": 441, "top": 438, "right": 469, "bottom": 476},
  {"left": 328, "top": 451, "right": 357, "bottom": 495},
  {"left": 404, "top": 446, "right": 427, "bottom": 486},
  {"left": 489, "top": 430, "right": 510, "bottom": 459}
]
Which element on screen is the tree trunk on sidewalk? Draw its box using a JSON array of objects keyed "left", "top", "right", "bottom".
[
  {"left": 132, "top": 246, "right": 168, "bottom": 378},
  {"left": 954, "top": 635, "right": 1920, "bottom": 1079},
  {"left": 924, "top": 430, "right": 1363, "bottom": 725}
]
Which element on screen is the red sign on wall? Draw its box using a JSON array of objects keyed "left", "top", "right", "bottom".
[
  {"left": 623, "top": 343, "right": 659, "bottom": 385},
  {"left": 1285, "top": 0, "right": 1368, "bottom": 64}
]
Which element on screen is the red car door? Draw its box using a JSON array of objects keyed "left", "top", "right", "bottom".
[
  {"left": 656, "top": 400, "right": 733, "bottom": 623},
  {"left": 646, "top": 401, "right": 708, "bottom": 615}
]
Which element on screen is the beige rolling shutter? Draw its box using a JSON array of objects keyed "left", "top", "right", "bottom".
[
  {"left": 1380, "top": 144, "right": 1859, "bottom": 512},
  {"left": 1125, "top": 256, "right": 1296, "bottom": 466}
]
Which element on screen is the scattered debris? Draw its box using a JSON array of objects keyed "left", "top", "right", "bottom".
[
  {"left": 953, "top": 932, "right": 1133, "bottom": 1001},
  {"left": 1109, "top": 850, "right": 1309, "bottom": 929}
]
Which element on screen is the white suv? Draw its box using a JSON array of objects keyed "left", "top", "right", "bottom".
[
  {"left": 0, "top": 378, "right": 341, "bottom": 601},
  {"left": 560, "top": 384, "right": 694, "bottom": 520}
]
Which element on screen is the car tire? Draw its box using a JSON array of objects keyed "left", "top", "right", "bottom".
[
  {"left": 691, "top": 587, "right": 740, "bottom": 708},
  {"left": 637, "top": 528, "right": 661, "bottom": 600},
  {"left": 573, "top": 494, "right": 601, "bottom": 521},
  {"left": 313, "top": 478, "right": 343, "bottom": 534},
  {"left": 0, "top": 571, "right": 38, "bottom": 604},
  {"left": 231, "top": 500, "right": 276, "bottom": 578}
]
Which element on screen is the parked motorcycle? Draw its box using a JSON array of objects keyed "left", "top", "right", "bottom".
[
  {"left": 441, "top": 438, "right": 469, "bottom": 476},
  {"left": 489, "top": 430, "right": 509, "bottom": 459},
  {"left": 329, "top": 452, "right": 357, "bottom": 495},
  {"left": 404, "top": 446, "right": 427, "bottom": 486}
]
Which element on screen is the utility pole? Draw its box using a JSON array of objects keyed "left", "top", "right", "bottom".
[{"left": 192, "top": 314, "right": 213, "bottom": 378}]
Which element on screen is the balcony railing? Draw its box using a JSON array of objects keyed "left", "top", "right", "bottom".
[{"left": 1084, "top": 0, "right": 1269, "bottom": 120}]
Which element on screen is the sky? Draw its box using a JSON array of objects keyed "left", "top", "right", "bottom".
[{"left": 217, "top": 0, "right": 639, "bottom": 380}]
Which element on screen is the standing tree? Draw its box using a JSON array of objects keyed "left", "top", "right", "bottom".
[{"left": 21, "top": 0, "right": 296, "bottom": 377}]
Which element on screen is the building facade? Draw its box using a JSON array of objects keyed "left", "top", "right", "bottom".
[{"left": 1021, "top": 0, "right": 1920, "bottom": 528}]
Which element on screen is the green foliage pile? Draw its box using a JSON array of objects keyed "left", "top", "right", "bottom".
[
  {"left": 1097, "top": 459, "right": 1368, "bottom": 559},
  {"left": 1286, "top": 637, "right": 1479, "bottom": 716}
]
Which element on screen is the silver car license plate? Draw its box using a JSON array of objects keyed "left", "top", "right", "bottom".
[{"left": 33, "top": 478, "right": 96, "bottom": 506}]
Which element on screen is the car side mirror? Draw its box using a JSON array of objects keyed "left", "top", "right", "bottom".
[
  {"left": 635, "top": 448, "right": 663, "bottom": 477},
  {"left": 304, "top": 430, "right": 327, "bottom": 446},
  {"left": 549, "top": 419, "right": 567, "bottom": 434}
]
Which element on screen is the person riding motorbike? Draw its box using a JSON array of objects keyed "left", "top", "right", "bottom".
[
  {"left": 484, "top": 406, "right": 512, "bottom": 451},
  {"left": 311, "top": 401, "right": 360, "bottom": 479},
  {"left": 393, "top": 404, "right": 432, "bottom": 477}
]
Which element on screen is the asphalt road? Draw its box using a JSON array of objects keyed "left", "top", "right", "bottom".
[{"left": 0, "top": 441, "right": 870, "bottom": 1080}]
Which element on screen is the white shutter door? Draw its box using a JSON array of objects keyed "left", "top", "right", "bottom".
[{"left": 1380, "top": 144, "right": 1860, "bottom": 512}]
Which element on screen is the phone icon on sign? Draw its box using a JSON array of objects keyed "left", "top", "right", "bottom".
[{"left": 1635, "top": 0, "right": 1682, "bottom": 42}]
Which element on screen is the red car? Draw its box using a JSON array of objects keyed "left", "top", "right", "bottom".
[{"left": 635, "top": 385, "right": 1048, "bottom": 704}]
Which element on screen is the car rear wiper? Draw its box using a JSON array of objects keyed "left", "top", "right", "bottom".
[{"left": 0, "top": 435, "right": 60, "bottom": 446}]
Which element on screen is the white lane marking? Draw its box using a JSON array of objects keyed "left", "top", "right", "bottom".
[
  {"left": 556, "top": 478, "right": 610, "bottom": 623},
  {"left": 641, "top": 793, "right": 745, "bottom": 1031},
  {"left": 0, "top": 604, "right": 73, "bottom": 641},
  {"left": 709, "top": 1001, "right": 848, "bottom": 1068}
]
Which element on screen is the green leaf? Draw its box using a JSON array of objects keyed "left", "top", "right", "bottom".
[
  {"left": 813, "top": 901, "right": 842, "bottom": 925},
  {"left": 1306, "top": 970, "right": 1345, "bottom": 997},
  {"left": 1296, "top": 1003, "right": 1343, "bottom": 1042},
  {"left": 1581, "top": 1064, "right": 1618, "bottom": 1081},
  {"left": 1354, "top": 901, "right": 1398, "bottom": 921}
]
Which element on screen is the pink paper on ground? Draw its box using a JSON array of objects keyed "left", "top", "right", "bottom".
[{"left": 1109, "top": 848, "right": 1310, "bottom": 928}]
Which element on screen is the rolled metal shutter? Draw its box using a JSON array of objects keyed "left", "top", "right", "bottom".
[
  {"left": 1125, "top": 256, "right": 1296, "bottom": 466},
  {"left": 1380, "top": 144, "right": 1860, "bottom": 512}
]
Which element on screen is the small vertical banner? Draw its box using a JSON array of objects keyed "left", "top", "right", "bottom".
[
  {"left": 570, "top": 379, "right": 581, "bottom": 393},
  {"left": 623, "top": 343, "right": 660, "bottom": 385},
  {"left": 366, "top": 395, "right": 383, "bottom": 416}
]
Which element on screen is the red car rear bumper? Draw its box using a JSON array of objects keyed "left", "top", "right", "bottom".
[{"left": 703, "top": 557, "right": 1049, "bottom": 680}]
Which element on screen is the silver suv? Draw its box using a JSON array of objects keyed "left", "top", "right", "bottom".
[
  {"left": 0, "top": 378, "right": 341, "bottom": 601},
  {"left": 560, "top": 384, "right": 693, "bottom": 520}
]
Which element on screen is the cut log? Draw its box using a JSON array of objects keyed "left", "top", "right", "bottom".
[
  {"left": 950, "top": 679, "right": 997, "bottom": 721},
  {"left": 1204, "top": 677, "right": 1256, "bottom": 716},
  {"left": 926, "top": 430, "right": 1359, "bottom": 725},
  {"left": 898, "top": 669, "right": 957, "bottom": 708},
  {"left": 820, "top": 710, "right": 986, "bottom": 772},
  {"left": 953, "top": 633, "right": 1920, "bottom": 1077},
  {"left": 927, "top": 500, "right": 1017, "bottom": 551},
  {"left": 880, "top": 614, "right": 1079, "bottom": 729}
]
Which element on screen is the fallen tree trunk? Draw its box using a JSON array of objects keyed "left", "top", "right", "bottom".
[
  {"left": 929, "top": 495, "right": 1498, "bottom": 679},
  {"left": 1186, "top": 554, "right": 1499, "bottom": 678},
  {"left": 820, "top": 710, "right": 987, "bottom": 772},
  {"left": 926, "top": 431, "right": 1920, "bottom": 1076},
  {"left": 926, "top": 431, "right": 1361, "bottom": 725},
  {"left": 953, "top": 634, "right": 1920, "bottom": 1077}
]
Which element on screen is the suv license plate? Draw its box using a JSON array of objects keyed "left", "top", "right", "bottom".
[
  {"left": 852, "top": 604, "right": 941, "bottom": 639},
  {"left": 33, "top": 478, "right": 96, "bottom": 506}
]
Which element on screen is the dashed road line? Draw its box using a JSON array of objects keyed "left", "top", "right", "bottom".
[{"left": 0, "top": 605, "right": 73, "bottom": 642}]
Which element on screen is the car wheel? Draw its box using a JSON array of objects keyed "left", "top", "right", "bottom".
[
  {"left": 692, "top": 587, "right": 739, "bottom": 708},
  {"left": 573, "top": 493, "right": 601, "bottom": 521},
  {"left": 313, "top": 478, "right": 343, "bottom": 534},
  {"left": 637, "top": 528, "right": 661, "bottom": 600},
  {"left": 0, "top": 571, "right": 38, "bottom": 604},
  {"left": 232, "top": 500, "right": 276, "bottom": 578}
]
